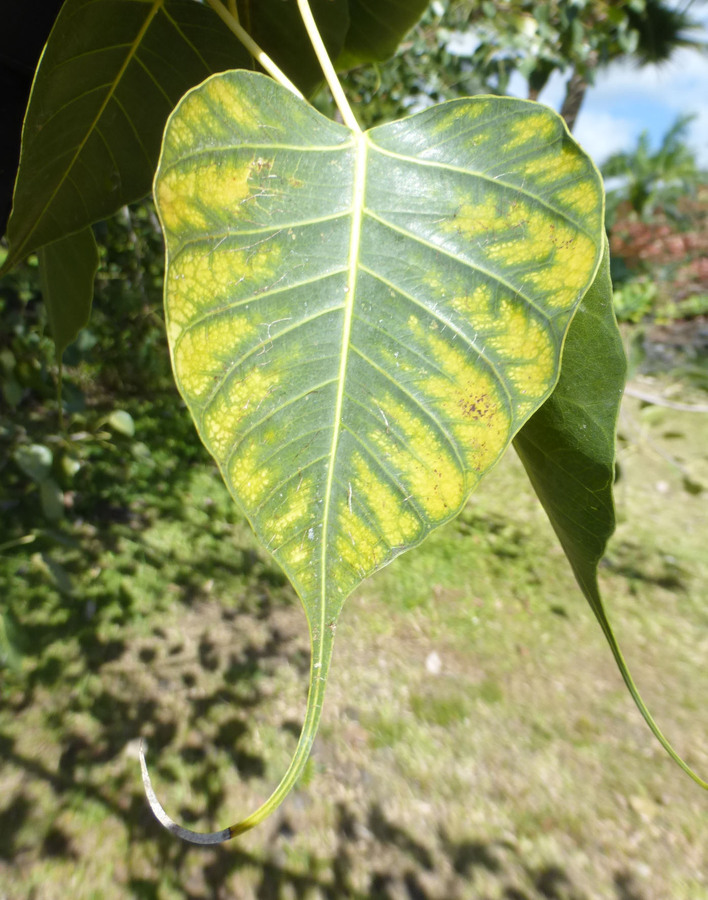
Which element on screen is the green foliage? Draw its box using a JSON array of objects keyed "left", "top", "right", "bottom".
[
  {"left": 460, "top": 0, "right": 636, "bottom": 93},
  {"left": 0, "top": 0, "right": 421, "bottom": 287},
  {"left": 0, "top": 200, "right": 169, "bottom": 548},
  {"left": 515, "top": 246, "right": 624, "bottom": 608},
  {"left": 515, "top": 246, "right": 708, "bottom": 784},
  {"left": 603, "top": 115, "right": 703, "bottom": 220},
  {"left": 39, "top": 229, "right": 99, "bottom": 361},
  {"left": 626, "top": 0, "right": 707, "bottom": 65},
  {"left": 0, "top": 0, "right": 252, "bottom": 276},
  {"left": 460, "top": 0, "right": 703, "bottom": 87},
  {"left": 317, "top": 3, "right": 496, "bottom": 129},
  {"left": 235, "top": 0, "right": 349, "bottom": 90},
  {"left": 605, "top": 121, "right": 708, "bottom": 329},
  {"left": 613, "top": 279, "right": 658, "bottom": 323},
  {"left": 454, "top": 0, "right": 706, "bottom": 127},
  {"left": 335, "top": 0, "right": 432, "bottom": 66}
]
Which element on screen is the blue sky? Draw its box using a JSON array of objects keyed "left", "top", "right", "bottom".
[{"left": 533, "top": 47, "right": 708, "bottom": 167}]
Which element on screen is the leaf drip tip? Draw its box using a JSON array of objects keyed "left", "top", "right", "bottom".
[
  {"left": 139, "top": 739, "right": 233, "bottom": 844},
  {"left": 138, "top": 633, "right": 332, "bottom": 843}
]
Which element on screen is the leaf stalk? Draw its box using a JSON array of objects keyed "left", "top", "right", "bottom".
[
  {"left": 205, "top": 0, "right": 304, "bottom": 100},
  {"left": 296, "top": 0, "right": 361, "bottom": 133}
]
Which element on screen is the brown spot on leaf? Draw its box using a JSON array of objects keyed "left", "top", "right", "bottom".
[{"left": 459, "top": 393, "right": 493, "bottom": 421}]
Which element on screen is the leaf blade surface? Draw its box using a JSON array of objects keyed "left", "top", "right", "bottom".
[
  {"left": 154, "top": 70, "right": 606, "bottom": 831},
  {"left": 338, "top": 0, "right": 430, "bottom": 65},
  {"left": 514, "top": 244, "right": 624, "bottom": 601},
  {"left": 237, "top": 0, "right": 349, "bottom": 91},
  {"left": 158, "top": 71, "right": 605, "bottom": 613},
  {"left": 39, "top": 226, "right": 98, "bottom": 359}
]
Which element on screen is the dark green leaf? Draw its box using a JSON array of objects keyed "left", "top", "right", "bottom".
[
  {"left": 514, "top": 244, "right": 707, "bottom": 790},
  {"left": 514, "top": 245, "right": 625, "bottom": 602},
  {"left": 337, "top": 0, "right": 430, "bottom": 66},
  {"left": 237, "top": 0, "right": 349, "bottom": 92},
  {"left": 0, "top": 610, "right": 25, "bottom": 672},
  {"left": 39, "top": 227, "right": 98, "bottom": 359},
  {"left": 40, "top": 480, "right": 65, "bottom": 522},
  {"left": 14, "top": 443, "right": 53, "bottom": 483},
  {"left": 39, "top": 552, "right": 73, "bottom": 593},
  {"left": 1, "top": 0, "right": 251, "bottom": 273}
]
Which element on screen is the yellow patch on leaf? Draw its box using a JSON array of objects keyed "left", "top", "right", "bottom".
[
  {"left": 228, "top": 436, "right": 273, "bottom": 508},
  {"left": 202, "top": 365, "right": 279, "bottom": 456},
  {"left": 174, "top": 314, "right": 254, "bottom": 401},
  {"left": 503, "top": 111, "right": 557, "bottom": 151},
  {"left": 269, "top": 474, "right": 316, "bottom": 548},
  {"left": 157, "top": 160, "right": 252, "bottom": 234},
  {"left": 367, "top": 389, "right": 465, "bottom": 522},
  {"left": 348, "top": 452, "right": 421, "bottom": 548}
]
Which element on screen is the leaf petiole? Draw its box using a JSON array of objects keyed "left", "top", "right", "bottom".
[
  {"left": 205, "top": 0, "right": 304, "bottom": 99},
  {"left": 296, "top": 0, "right": 361, "bottom": 133}
]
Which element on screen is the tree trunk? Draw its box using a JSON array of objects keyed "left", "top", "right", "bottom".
[{"left": 560, "top": 69, "right": 589, "bottom": 132}]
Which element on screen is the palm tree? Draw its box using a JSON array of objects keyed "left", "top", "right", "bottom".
[{"left": 602, "top": 113, "right": 702, "bottom": 219}]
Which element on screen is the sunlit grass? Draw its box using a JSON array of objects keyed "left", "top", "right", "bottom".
[{"left": 1, "top": 381, "right": 707, "bottom": 898}]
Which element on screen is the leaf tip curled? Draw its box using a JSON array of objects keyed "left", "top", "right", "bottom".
[
  {"left": 139, "top": 738, "right": 234, "bottom": 844},
  {"left": 138, "top": 627, "right": 333, "bottom": 843}
]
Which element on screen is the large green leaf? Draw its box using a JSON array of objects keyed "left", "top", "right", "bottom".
[
  {"left": 0, "top": 0, "right": 251, "bottom": 274},
  {"left": 39, "top": 226, "right": 99, "bottom": 359},
  {"left": 236, "top": 0, "right": 349, "bottom": 90},
  {"left": 337, "top": 0, "right": 431, "bottom": 66},
  {"left": 514, "top": 244, "right": 707, "bottom": 790},
  {"left": 143, "top": 69, "right": 606, "bottom": 841}
]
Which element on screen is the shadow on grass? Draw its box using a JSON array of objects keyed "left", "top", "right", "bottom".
[
  {"left": 602, "top": 539, "right": 688, "bottom": 592},
  {"left": 0, "top": 604, "right": 649, "bottom": 900},
  {"left": 0, "top": 522, "right": 650, "bottom": 897},
  {"left": 116, "top": 803, "right": 648, "bottom": 900},
  {"left": 0, "top": 639, "right": 648, "bottom": 900},
  {"left": 0, "top": 392, "right": 650, "bottom": 899}
]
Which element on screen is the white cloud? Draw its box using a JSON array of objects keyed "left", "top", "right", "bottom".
[
  {"left": 590, "top": 48, "right": 708, "bottom": 104},
  {"left": 573, "top": 111, "right": 637, "bottom": 164},
  {"left": 567, "top": 48, "right": 708, "bottom": 165}
]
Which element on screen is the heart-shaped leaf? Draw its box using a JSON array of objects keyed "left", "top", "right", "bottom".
[{"left": 146, "top": 70, "right": 604, "bottom": 840}]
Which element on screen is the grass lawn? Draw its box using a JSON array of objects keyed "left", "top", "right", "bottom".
[{"left": 0, "top": 376, "right": 706, "bottom": 899}]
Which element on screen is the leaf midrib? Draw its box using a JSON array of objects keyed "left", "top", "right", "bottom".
[{"left": 319, "top": 130, "right": 368, "bottom": 626}]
